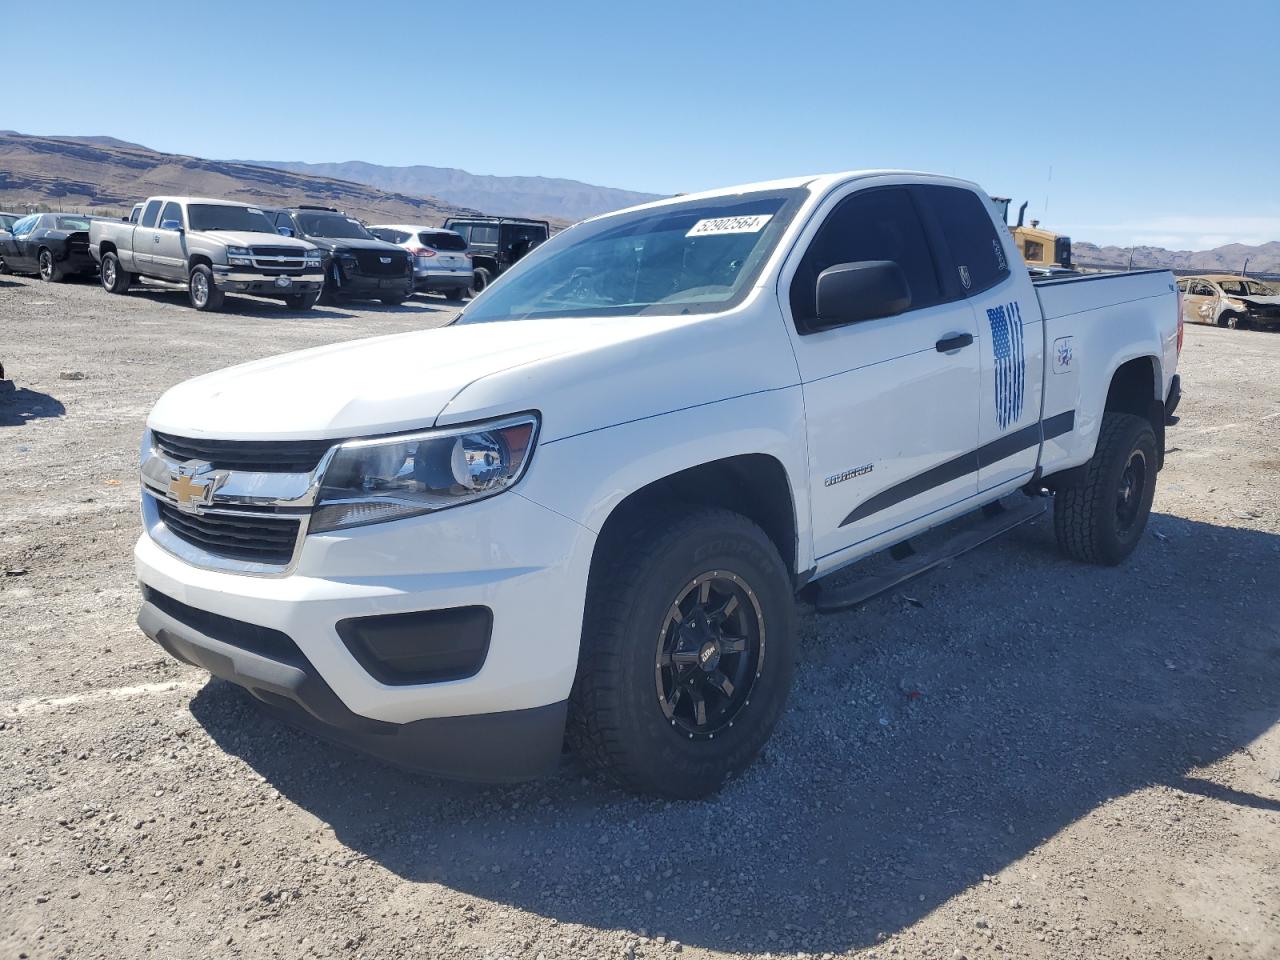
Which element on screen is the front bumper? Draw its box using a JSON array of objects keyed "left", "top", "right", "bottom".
[
  {"left": 212, "top": 266, "right": 324, "bottom": 296},
  {"left": 134, "top": 490, "right": 595, "bottom": 781},
  {"left": 331, "top": 271, "right": 414, "bottom": 300}
]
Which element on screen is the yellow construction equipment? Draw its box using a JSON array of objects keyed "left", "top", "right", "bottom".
[{"left": 988, "top": 197, "right": 1072, "bottom": 269}]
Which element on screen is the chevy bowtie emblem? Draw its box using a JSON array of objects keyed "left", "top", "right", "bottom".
[{"left": 167, "top": 466, "right": 220, "bottom": 513}]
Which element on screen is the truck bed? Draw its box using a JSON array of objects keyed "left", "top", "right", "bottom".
[{"left": 1032, "top": 268, "right": 1175, "bottom": 321}]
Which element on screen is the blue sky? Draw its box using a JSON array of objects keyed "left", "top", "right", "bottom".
[{"left": 5, "top": 0, "right": 1279, "bottom": 249}]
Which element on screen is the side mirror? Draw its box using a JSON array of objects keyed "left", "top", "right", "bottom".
[
  {"left": 121, "top": 215, "right": 131, "bottom": 222},
  {"left": 811, "top": 260, "right": 912, "bottom": 329},
  {"left": 277, "top": 226, "right": 294, "bottom": 237},
  {"left": 160, "top": 219, "right": 183, "bottom": 232}
]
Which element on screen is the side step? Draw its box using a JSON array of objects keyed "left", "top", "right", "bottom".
[{"left": 812, "top": 496, "right": 1049, "bottom": 613}]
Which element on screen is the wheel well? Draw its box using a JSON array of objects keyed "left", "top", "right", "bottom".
[
  {"left": 591, "top": 455, "right": 798, "bottom": 585},
  {"left": 187, "top": 254, "right": 212, "bottom": 274},
  {"left": 471, "top": 256, "right": 497, "bottom": 274},
  {"left": 99, "top": 241, "right": 117, "bottom": 257},
  {"left": 1105, "top": 356, "right": 1165, "bottom": 467}
]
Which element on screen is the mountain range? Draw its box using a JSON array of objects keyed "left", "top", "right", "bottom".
[
  {"left": 239, "top": 158, "right": 664, "bottom": 222},
  {"left": 1073, "top": 240, "right": 1280, "bottom": 275},
  {"left": 0, "top": 132, "right": 476, "bottom": 223}
]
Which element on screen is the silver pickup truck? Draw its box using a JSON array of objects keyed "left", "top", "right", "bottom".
[{"left": 89, "top": 197, "right": 324, "bottom": 311}]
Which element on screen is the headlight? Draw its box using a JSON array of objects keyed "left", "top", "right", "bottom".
[
  {"left": 227, "top": 245, "right": 252, "bottom": 266},
  {"left": 304, "top": 249, "right": 323, "bottom": 266},
  {"left": 310, "top": 414, "right": 539, "bottom": 533}
]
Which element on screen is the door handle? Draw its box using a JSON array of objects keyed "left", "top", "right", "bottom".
[{"left": 935, "top": 332, "right": 974, "bottom": 353}]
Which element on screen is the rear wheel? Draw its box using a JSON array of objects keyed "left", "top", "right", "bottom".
[
  {"left": 1053, "top": 412, "right": 1157, "bottom": 565},
  {"left": 38, "top": 249, "right": 64, "bottom": 282},
  {"left": 445, "top": 288, "right": 467, "bottom": 302},
  {"left": 100, "top": 252, "right": 132, "bottom": 293},
  {"left": 188, "top": 264, "right": 224, "bottom": 311},
  {"left": 470, "top": 267, "right": 490, "bottom": 296},
  {"left": 568, "top": 506, "right": 796, "bottom": 798}
]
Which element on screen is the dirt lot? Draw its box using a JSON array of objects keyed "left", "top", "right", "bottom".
[{"left": 2, "top": 274, "right": 1278, "bottom": 960}]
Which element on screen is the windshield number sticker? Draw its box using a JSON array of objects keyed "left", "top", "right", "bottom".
[{"left": 686, "top": 214, "right": 773, "bottom": 238}]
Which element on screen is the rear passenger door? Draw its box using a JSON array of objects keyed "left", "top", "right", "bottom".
[
  {"left": 915, "top": 184, "right": 1044, "bottom": 493},
  {"left": 781, "top": 182, "right": 981, "bottom": 562},
  {"left": 132, "top": 199, "right": 163, "bottom": 272}
]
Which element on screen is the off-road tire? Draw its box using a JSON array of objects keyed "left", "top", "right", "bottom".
[
  {"left": 471, "top": 267, "right": 490, "bottom": 296},
  {"left": 38, "top": 249, "right": 64, "bottom": 282},
  {"left": 568, "top": 506, "right": 796, "bottom": 799},
  {"left": 100, "top": 253, "right": 132, "bottom": 293},
  {"left": 188, "top": 264, "right": 224, "bottom": 312},
  {"left": 284, "top": 292, "right": 319, "bottom": 311},
  {"left": 1053, "top": 412, "right": 1157, "bottom": 566}
]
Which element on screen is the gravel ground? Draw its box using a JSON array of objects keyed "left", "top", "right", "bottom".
[{"left": 2, "top": 274, "right": 1278, "bottom": 960}]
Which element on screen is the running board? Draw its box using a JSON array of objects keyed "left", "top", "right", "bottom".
[{"left": 811, "top": 496, "right": 1049, "bottom": 613}]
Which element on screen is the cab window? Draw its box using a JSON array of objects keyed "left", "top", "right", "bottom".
[
  {"left": 916, "top": 184, "right": 1011, "bottom": 295},
  {"left": 789, "top": 187, "right": 942, "bottom": 327},
  {"left": 140, "top": 200, "right": 163, "bottom": 228},
  {"left": 159, "top": 202, "right": 183, "bottom": 230}
]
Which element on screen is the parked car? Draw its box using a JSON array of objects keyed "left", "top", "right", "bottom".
[
  {"left": 442, "top": 216, "right": 549, "bottom": 291},
  {"left": 90, "top": 197, "right": 324, "bottom": 311},
  {"left": 0, "top": 211, "right": 20, "bottom": 231},
  {"left": 132, "top": 170, "right": 1181, "bottom": 797},
  {"left": 269, "top": 206, "right": 413, "bottom": 305},
  {"left": 0, "top": 212, "right": 102, "bottom": 281},
  {"left": 367, "top": 224, "right": 472, "bottom": 300},
  {"left": 1177, "top": 274, "right": 1280, "bottom": 329}
]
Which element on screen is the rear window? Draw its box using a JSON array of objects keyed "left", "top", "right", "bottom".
[
  {"left": 369, "top": 228, "right": 410, "bottom": 244},
  {"left": 418, "top": 231, "right": 467, "bottom": 251},
  {"left": 918, "top": 185, "right": 1011, "bottom": 295},
  {"left": 55, "top": 216, "right": 93, "bottom": 231}
]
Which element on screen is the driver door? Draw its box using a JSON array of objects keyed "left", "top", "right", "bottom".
[{"left": 781, "top": 182, "right": 981, "bottom": 563}]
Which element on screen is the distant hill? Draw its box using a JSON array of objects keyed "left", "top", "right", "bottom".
[
  {"left": 242, "top": 158, "right": 664, "bottom": 222},
  {"left": 1074, "top": 240, "right": 1280, "bottom": 274},
  {"left": 0, "top": 132, "right": 476, "bottom": 224}
]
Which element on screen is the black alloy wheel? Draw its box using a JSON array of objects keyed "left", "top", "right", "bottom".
[{"left": 655, "top": 571, "right": 764, "bottom": 740}]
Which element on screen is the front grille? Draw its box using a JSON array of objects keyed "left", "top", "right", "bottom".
[
  {"left": 142, "top": 586, "right": 303, "bottom": 664},
  {"left": 156, "top": 499, "right": 301, "bottom": 566},
  {"left": 153, "top": 432, "right": 335, "bottom": 473},
  {"left": 354, "top": 250, "right": 409, "bottom": 276},
  {"left": 250, "top": 246, "right": 304, "bottom": 258}
]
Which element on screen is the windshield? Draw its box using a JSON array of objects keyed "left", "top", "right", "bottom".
[
  {"left": 459, "top": 189, "right": 807, "bottom": 322},
  {"left": 298, "top": 213, "right": 373, "bottom": 240},
  {"left": 188, "top": 204, "right": 278, "bottom": 234}
]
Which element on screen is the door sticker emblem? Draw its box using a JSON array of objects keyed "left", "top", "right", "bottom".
[
  {"left": 987, "top": 301, "right": 1026, "bottom": 429},
  {"left": 1053, "top": 336, "right": 1074, "bottom": 374}
]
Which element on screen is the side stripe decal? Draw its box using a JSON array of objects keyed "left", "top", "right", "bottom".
[{"left": 838, "top": 410, "right": 1075, "bottom": 527}]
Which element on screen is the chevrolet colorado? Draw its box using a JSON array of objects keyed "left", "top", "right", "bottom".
[
  {"left": 134, "top": 170, "right": 1182, "bottom": 797},
  {"left": 90, "top": 197, "right": 324, "bottom": 311}
]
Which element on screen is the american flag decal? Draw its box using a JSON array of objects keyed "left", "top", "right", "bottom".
[{"left": 986, "top": 300, "right": 1025, "bottom": 429}]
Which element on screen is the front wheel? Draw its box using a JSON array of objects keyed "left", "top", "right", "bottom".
[
  {"left": 568, "top": 507, "right": 796, "bottom": 798},
  {"left": 100, "top": 253, "right": 132, "bottom": 293},
  {"left": 1225, "top": 313, "right": 1244, "bottom": 330},
  {"left": 188, "top": 264, "right": 225, "bottom": 311},
  {"left": 1054, "top": 412, "right": 1157, "bottom": 565},
  {"left": 38, "top": 249, "right": 64, "bottom": 282},
  {"left": 284, "top": 292, "right": 319, "bottom": 311}
]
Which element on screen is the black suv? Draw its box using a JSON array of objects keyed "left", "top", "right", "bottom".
[
  {"left": 442, "top": 216, "right": 549, "bottom": 291},
  {"left": 270, "top": 206, "right": 413, "bottom": 305}
]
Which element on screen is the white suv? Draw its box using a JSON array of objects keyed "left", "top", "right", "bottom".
[{"left": 368, "top": 224, "right": 473, "bottom": 300}]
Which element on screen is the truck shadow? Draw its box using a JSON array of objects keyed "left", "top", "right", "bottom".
[
  {"left": 189, "top": 512, "right": 1280, "bottom": 954},
  {"left": 0, "top": 388, "right": 66, "bottom": 425}
]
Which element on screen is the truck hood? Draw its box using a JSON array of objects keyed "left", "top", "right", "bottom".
[
  {"left": 190, "top": 230, "right": 313, "bottom": 250},
  {"left": 146, "top": 317, "right": 688, "bottom": 440}
]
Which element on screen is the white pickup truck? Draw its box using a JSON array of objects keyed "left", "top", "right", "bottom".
[{"left": 134, "top": 170, "right": 1183, "bottom": 797}]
